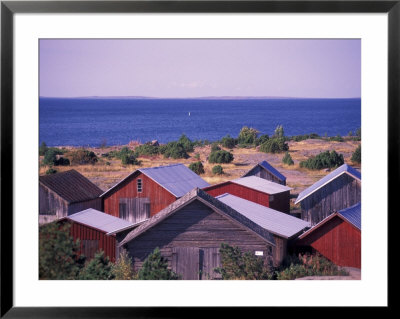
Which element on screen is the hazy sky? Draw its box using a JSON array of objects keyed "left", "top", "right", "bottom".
[{"left": 39, "top": 39, "right": 361, "bottom": 98}]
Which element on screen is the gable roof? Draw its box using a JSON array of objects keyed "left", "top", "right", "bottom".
[
  {"left": 244, "top": 160, "right": 286, "bottom": 182},
  {"left": 39, "top": 169, "right": 103, "bottom": 204},
  {"left": 295, "top": 164, "right": 361, "bottom": 204},
  {"left": 298, "top": 202, "right": 361, "bottom": 240},
  {"left": 63, "top": 208, "right": 142, "bottom": 235},
  {"left": 217, "top": 193, "right": 310, "bottom": 239},
  {"left": 232, "top": 176, "right": 292, "bottom": 194},
  {"left": 119, "top": 188, "right": 276, "bottom": 247},
  {"left": 101, "top": 164, "right": 210, "bottom": 198},
  {"left": 337, "top": 202, "right": 361, "bottom": 230}
]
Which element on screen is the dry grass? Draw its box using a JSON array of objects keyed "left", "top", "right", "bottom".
[{"left": 43, "top": 138, "right": 361, "bottom": 195}]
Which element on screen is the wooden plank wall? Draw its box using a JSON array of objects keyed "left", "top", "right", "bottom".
[
  {"left": 245, "top": 165, "right": 286, "bottom": 185},
  {"left": 297, "top": 216, "right": 361, "bottom": 268},
  {"left": 68, "top": 198, "right": 103, "bottom": 216},
  {"left": 123, "top": 200, "right": 275, "bottom": 277},
  {"left": 39, "top": 184, "right": 68, "bottom": 219},
  {"left": 300, "top": 174, "right": 361, "bottom": 226},
  {"left": 103, "top": 172, "right": 176, "bottom": 218}
]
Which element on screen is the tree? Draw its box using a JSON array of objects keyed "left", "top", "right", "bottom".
[
  {"left": 137, "top": 247, "right": 179, "bottom": 280},
  {"left": 208, "top": 150, "right": 234, "bottom": 164},
  {"left": 274, "top": 125, "right": 285, "bottom": 138},
  {"left": 259, "top": 137, "right": 289, "bottom": 154},
  {"left": 238, "top": 126, "right": 259, "bottom": 145},
  {"left": 70, "top": 149, "right": 98, "bottom": 165},
  {"left": 111, "top": 249, "right": 136, "bottom": 280},
  {"left": 39, "top": 223, "right": 85, "bottom": 279},
  {"left": 39, "top": 141, "right": 48, "bottom": 156},
  {"left": 212, "top": 165, "right": 224, "bottom": 175},
  {"left": 220, "top": 135, "right": 236, "bottom": 149},
  {"left": 214, "top": 243, "right": 273, "bottom": 280},
  {"left": 351, "top": 145, "right": 361, "bottom": 164},
  {"left": 79, "top": 251, "right": 114, "bottom": 280},
  {"left": 282, "top": 152, "right": 294, "bottom": 165},
  {"left": 178, "top": 134, "right": 194, "bottom": 152},
  {"left": 42, "top": 148, "right": 58, "bottom": 165},
  {"left": 188, "top": 161, "right": 205, "bottom": 175}
]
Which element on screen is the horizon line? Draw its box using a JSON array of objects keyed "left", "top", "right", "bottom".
[{"left": 39, "top": 95, "right": 361, "bottom": 100}]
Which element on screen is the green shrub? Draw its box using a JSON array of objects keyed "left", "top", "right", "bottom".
[
  {"left": 69, "top": 149, "right": 98, "bottom": 165},
  {"left": 259, "top": 137, "right": 289, "bottom": 154},
  {"left": 291, "top": 133, "right": 320, "bottom": 142},
  {"left": 274, "top": 125, "right": 285, "bottom": 138},
  {"left": 255, "top": 134, "right": 269, "bottom": 146},
  {"left": 111, "top": 249, "right": 136, "bottom": 280},
  {"left": 282, "top": 152, "right": 294, "bottom": 165},
  {"left": 121, "top": 154, "right": 141, "bottom": 165},
  {"left": 178, "top": 134, "right": 194, "bottom": 152},
  {"left": 194, "top": 153, "right": 200, "bottom": 160},
  {"left": 161, "top": 142, "right": 189, "bottom": 159},
  {"left": 78, "top": 251, "right": 114, "bottom": 280},
  {"left": 137, "top": 247, "right": 180, "bottom": 280},
  {"left": 211, "top": 143, "right": 221, "bottom": 152},
  {"left": 238, "top": 126, "right": 259, "bottom": 145},
  {"left": 212, "top": 165, "right": 224, "bottom": 175},
  {"left": 42, "top": 149, "right": 58, "bottom": 165},
  {"left": 209, "top": 150, "right": 234, "bottom": 164},
  {"left": 54, "top": 157, "right": 70, "bottom": 166},
  {"left": 220, "top": 135, "right": 237, "bottom": 149},
  {"left": 39, "top": 142, "right": 48, "bottom": 156},
  {"left": 134, "top": 144, "right": 160, "bottom": 157},
  {"left": 188, "top": 161, "right": 205, "bottom": 175},
  {"left": 214, "top": 243, "right": 273, "bottom": 280},
  {"left": 351, "top": 145, "right": 361, "bottom": 164},
  {"left": 45, "top": 168, "right": 58, "bottom": 175},
  {"left": 299, "top": 150, "right": 344, "bottom": 170},
  {"left": 329, "top": 134, "right": 344, "bottom": 142}
]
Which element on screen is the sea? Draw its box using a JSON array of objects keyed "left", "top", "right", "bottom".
[{"left": 39, "top": 97, "right": 361, "bottom": 147}]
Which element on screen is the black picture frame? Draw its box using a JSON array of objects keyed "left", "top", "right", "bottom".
[{"left": 1, "top": 0, "right": 395, "bottom": 317}]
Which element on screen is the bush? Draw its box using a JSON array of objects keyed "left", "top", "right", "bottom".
[
  {"left": 220, "top": 135, "right": 236, "bottom": 149},
  {"left": 177, "top": 134, "right": 194, "bottom": 153},
  {"left": 282, "top": 152, "right": 294, "bottom": 165},
  {"left": 111, "top": 249, "right": 136, "bottom": 280},
  {"left": 133, "top": 144, "right": 160, "bottom": 157},
  {"left": 69, "top": 149, "right": 98, "bottom": 165},
  {"left": 351, "top": 145, "right": 361, "bottom": 164},
  {"left": 54, "top": 157, "right": 70, "bottom": 166},
  {"left": 42, "top": 149, "right": 58, "bottom": 165},
  {"left": 214, "top": 243, "right": 273, "bottom": 280},
  {"left": 45, "top": 168, "right": 58, "bottom": 175},
  {"left": 188, "top": 161, "right": 205, "bottom": 175},
  {"left": 209, "top": 150, "right": 234, "bottom": 164},
  {"left": 194, "top": 153, "right": 200, "bottom": 160},
  {"left": 291, "top": 133, "right": 320, "bottom": 142},
  {"left": 299, "top": 150, "right": 344, "bottom": 170},
  {"left": 212, "top": 165, "right": 224, "bottom": 175},
  {"left": 137, "top": 247, "right": 180, "bottom": 280},
  {"left": 160, "top": 142, "right": 189, "bottom": 159},
  {"left": 329, "top": 134, "right": 344, "bottom": 142},
  {"left": 276, "top": 253, "right": 348, "bottom": 280},
  {"left": 39, "top": 142, "right": 48, "bottom": 156},
  {"left": 255, "top": 134, "right": 269, "bottom": 146},
  {"left": 211, "top": 143, "right": 221, "bottom": 152},
  {"left": 274, "top": 125, "right": 285, "bottom": 138},
  {"left": 78, "top": 251, "right": 114, "bottom": 280},
  {"left": 238, "top": 126, "right": 259, "bottom": 145},
  {"left": 259, "top": 137, "right": 289, "bottom": 154}
]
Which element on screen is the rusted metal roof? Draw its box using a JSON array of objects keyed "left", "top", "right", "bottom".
[
  {"left": 217, "top": 193, "right": 310, "bottom": 239},
  {"left": 39, "top": 169, "right": 103, "bottom": 204},
  {"left": 119, "top": 188, "right": 276, "bottom": 247}
]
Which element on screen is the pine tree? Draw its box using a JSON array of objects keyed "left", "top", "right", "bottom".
[
  {"left": 112, "top": 249, "right": 136, "bottom": 280},
  {"left": 39, "top": 223, "right": 85, "bottom": 279},
  {"left": 79, "top": 251, "right": 114, "bottom": 280},
  {"left": 137, "top": 247, "right": 179, "bottom": 280}
]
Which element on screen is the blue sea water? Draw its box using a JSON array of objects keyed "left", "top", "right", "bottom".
[{"left": 39, "top": 97, "right": 361, "bottom": 147}]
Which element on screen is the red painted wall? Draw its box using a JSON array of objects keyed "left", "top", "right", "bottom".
[
  {"left": 203, "top": 182, "right": 290, "bottom": 213},
  {"left": 298, "top": 216, "right": 361, "bottom": 268},
  {"left": 69, "top": 221, "right": 116, "bottom": 262},
  {"left": 103, "top": 172, "right": 177, "bottom": 218}
]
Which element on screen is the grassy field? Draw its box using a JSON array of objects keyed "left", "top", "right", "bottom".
[{"left": 39, "top": 138, "right": 361, "bottom": 215}]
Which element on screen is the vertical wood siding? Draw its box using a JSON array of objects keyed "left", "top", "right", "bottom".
[
  {"left": 69, "top": 222, "right": 116, "bottom": 262},
  {"left": 103, "top": 172, "right": 177, "bottom": 218},
  {"left": 39, "top": 184, "right": 68, "bottom": 220},
  {"left": 204, "top": 182, "right": 290, "bottom": 213},
  {"left": 297, "top": 216, "right": 361, "bottom": 268},
  {"left": 123, "top": 200, "right": 275, "bottom": 278},
  {"left": 300, "top": 174, "right": 361, "bottom": 225},
  {"left": 68, "top": 198, "right": 102, "bottom": 216}
]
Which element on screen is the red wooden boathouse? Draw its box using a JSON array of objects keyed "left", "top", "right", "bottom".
[{"left": 203, "top": 176, "right": 291, "bottom": 213}]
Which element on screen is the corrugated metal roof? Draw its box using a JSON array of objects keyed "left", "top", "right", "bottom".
[
  {"left": 232, "top": 176, "right": 292, "bottom": 194},
  {"left": 338, "top": 202, "right": 361, "bottom": 230},
  {"left": 295, "top": 164, "right": 361, "bottom": 204},
  {"left": 39, "top": 169, "right": 103, "bottom": 203},
  {"left": 101, "top": 164, "right": 210, "bottom": 198},
  {"left": 66, "top": 208, "right": 137, "bottom": 234},
  {"left": 119, "top": 188, "right": 276, "bottom": 247},
  {"left": 258, "top": 160, "right": 287, "bottom": 182},
  {"left": 217, "top": 193, "right": 310, "bottom": 239}
]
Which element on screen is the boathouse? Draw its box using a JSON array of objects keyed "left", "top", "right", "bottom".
[{"left": 242, "top": 160, "right": 287, "bottom": 185}]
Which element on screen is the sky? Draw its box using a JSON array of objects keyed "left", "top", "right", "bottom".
[{"left": 39, "top": 39, "right": 361, "bottom": 98}]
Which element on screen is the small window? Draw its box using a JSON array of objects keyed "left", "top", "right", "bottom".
[
  {"left": 137, "top": 179, "right": 142, "bottom": 193},
  {"left": 119, "top": 203, "right": 127, "bottom": 220},
  {"left": 269, "top": 195, "right": 274, "bottom": 202}
]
